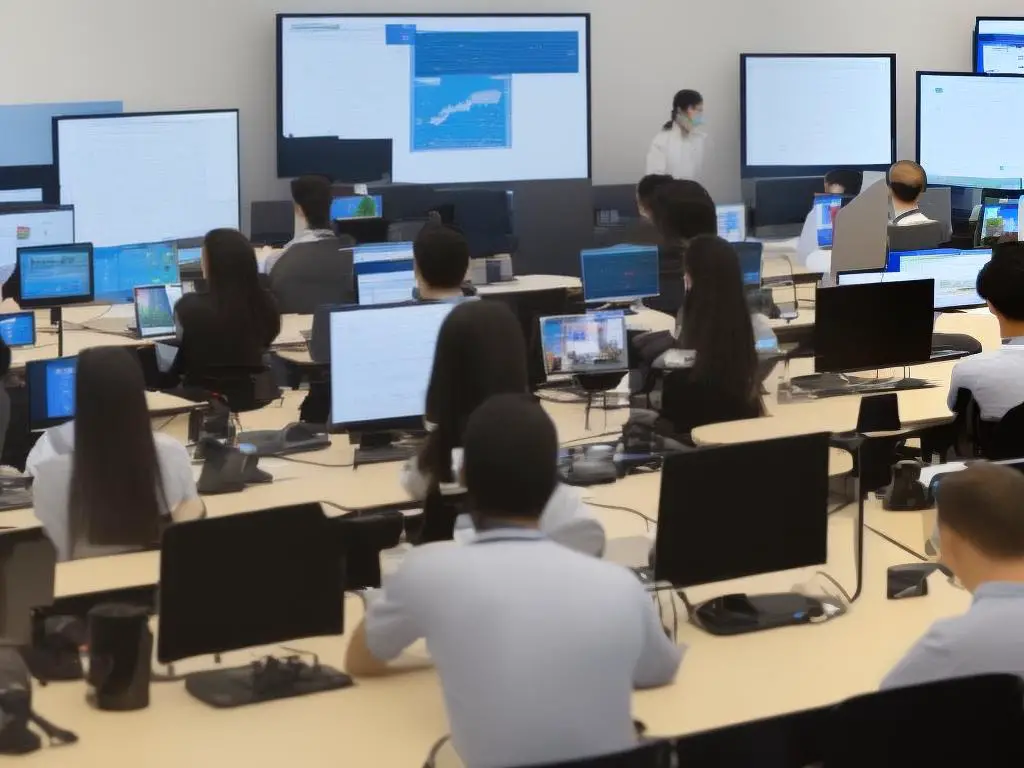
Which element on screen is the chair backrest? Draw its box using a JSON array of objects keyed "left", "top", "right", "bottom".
[
  {"left": 268, "top": 237, "right": 356, "bottom": 315},
  {"left": 198, "top": 364, "right": 280, "bottom": 414},
  {"left": 887, "top": 220, "right": 946, "bottom": 252},
  {"left": 986, "top": 401, "right": 1024, "bottom": 460},
  {"left": 500, "top": 740, "right": 675, "bottom": 768},
  {"left": 388, "top": 219, "right": 429, "bottom": 243}
]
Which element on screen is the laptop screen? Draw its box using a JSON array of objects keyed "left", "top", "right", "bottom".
[{"left": 134, "top": 283, "right": 184, "bottom": 338}]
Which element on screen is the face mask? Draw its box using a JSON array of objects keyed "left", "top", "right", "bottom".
[{"left": 690, "top": 114, "right": 705, "bottom": 127}]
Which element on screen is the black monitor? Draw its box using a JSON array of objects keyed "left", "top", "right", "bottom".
[
  {"left": 17, "top": 242, "right": 94, "bottom": 308},
  {"left": 334, "top": 217, "right": 390, "bottom": 245},
  {"left": 815, "top": 279, "right": 934, "bottom": 374},
  {"left": 26, "top": 356, "right": 78, "bottom": 431}
]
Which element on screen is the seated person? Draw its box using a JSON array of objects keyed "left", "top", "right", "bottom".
[
  {"left": 637, "top": 173, "right": 674, "bottom": 222},
  {"left": 347, "top": 393, "right": 683, "bottom": 767},
  {"left": 169, "top": 229, "right": 281, "bottom": 398},
  {"left": 29, "top": 346, "right": 203, "bottom": 561},
  {"left": 947, "top": 244, "right": 1024, "bottom": 450},
  {"left": 659, "top": 235, "right": 764, "bottom": 437},
  {"left": 796, "top": 169, "right": 864, "bottom": 263},
  {"left": 262, "top": 175, "right": 341, "bottom": 274},
  {"left": 888, "top": 160, "right": 933, "bottom": 226},
  {"left": 882, "top": 462, "right": 1024, "bottom": 689},
  {"left": 413, "top": 224, "right": 477, "bottom": 300},
  {"left": 402, "top": 299, "right": 604, "bottom": 556},
  {"left": 594, "top": 174, "right": 674, "bottom": 247}
]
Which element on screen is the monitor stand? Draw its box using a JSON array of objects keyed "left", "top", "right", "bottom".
[
  {"left": 597, "top": 299, "right": 643, "bottom": 316},
  {"left": 353, "top": 432, "right": 418, "bottom": 468},
  {"left": 689, "top": 592, "right": 829, "bottom": 636},
  {"left": 790, "top": 372, "right": 882, "bottom": 392},
  {"left": 184, "top": 655, "right": 352, "bottom": 708}
]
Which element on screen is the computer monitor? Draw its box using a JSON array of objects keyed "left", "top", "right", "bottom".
[
  {"left": 0, "top": 311, "right": 35, "bottom": 348},
  {"left": 716, "top": 204, "right": 746, "bottom": 243},
  {"left": 157, "top": 502, "right": 344, "bottom": 665},
  {"left": 539, "top": 311, "right": 628, "bottom": 377},
  {"left": 54, "top": 109, "right": 240, "bottom": 246},
  {"left": 335, "top": 217, "right": 391, "bottom": 245},
  {"left": 177, "top": 245, "right": 202, "bottom": 266},
  {"left": 26, "top": 356, "right": 77, "bottom": 430},
  {"left": 975, "top": 17, "right": 1024, "bottom": 74},
  {"left": 134, "top": 284, "right": 185, "bottom": 339},
  {"left": 355, "top": 259, "right": 416, "bottom": 306},
  {"left": 980, "top": 200, "right": 1021, "bottom": 241},
  {"left": 580, "top": 244, "right": 660, "bottom": 304},
  {"left": 734, "top": 242, "right": 764, "bottom": 288},
  {"left": 93, "top": 240, "right": 180, "bottom": 304},
  {"left": 0, "top": 205, "right": 75, "bottom": 280},
  {"left": 815, "top": 279, "right": 934, "bottom": 374},
  {"left": 331, "top": 195, "right": 384, "bottom": 221},
  {"left": 329, "top": 301, "right": 458, "bottom": 432},
  {"left": 812, "top": 194, "right": 850, "bottom": 248},
  {"left": 885, "top": 248, "right": 993, "bottom": 311},
  {"left": 654, "top": 432, "right": 830, "bottom": 587},
  {"left": 351, "top": 241, "right": 415, "bottom": 265},
  {"left": 17, "top": 242, "right": 94, "bottom": 308}
]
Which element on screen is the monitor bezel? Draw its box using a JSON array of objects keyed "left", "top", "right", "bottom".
[
  {"left": 17, "top": 242, "right": 95, "bottom": 309},
  {"left": 740, "top": 53, "right": 897, "bottom": 178},
  {"left": 275, "top": 13, "right": 593, "bottom": 184},
  {"left": 0, "top": 310, "right": 36, "bottom": 348},
  {"left": 26, "top": 355, "right": 78, "bottom": 431},
  {"left": 579, "top": 244, "right": 661, "bottom": 304}
]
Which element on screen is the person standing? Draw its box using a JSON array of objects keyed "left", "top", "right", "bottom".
[{"left": 646, "top": 90, "right": 706, "bottom": 182}]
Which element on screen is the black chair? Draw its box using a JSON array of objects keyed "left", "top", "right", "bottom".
[
  {"left": 674, "top": 705, "right": 829, "bottom": 767},
  {"left": 967, "top": 400, "right": 1024, "bottom": 460},
  {"left": 512, "top": 741, "right": 676, "bottom": 768},
  {"left": 331, "top": 510, "right": 405, "bottom": 590},
  {"left": 267, "top": 236, "right": 356, "bottom": 315},
  {"left": 407, "top": 489, "right": 467, "bottom": 546},
  {"left": 887, "top": 221, "right": 946, "bottom": 252}
]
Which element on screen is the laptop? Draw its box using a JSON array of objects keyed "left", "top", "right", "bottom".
[{"left": 134, "top": 283, "right": 185, "bottom": 339}]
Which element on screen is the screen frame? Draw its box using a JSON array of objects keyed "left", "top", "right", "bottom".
[
  {"left": 17, "top": 242, "right": 94, "bottom": 308},
  {"left": 739, "top": 53, "right": 897, "bottom": 178},
  {"left": 26, "top": 355, "right": 78, "bottom": 431},
  {"left": 52, "top": 109, "right": 242, "bottom": 237},
  {"left": 0, "top": 310, "right": 36, "bottom": 348},
  {"left": 974, "top": 16, "right": 1024, "bottom": 73},
  {"left": 275, "top": 12, "right": 593, "bottom": 184}
]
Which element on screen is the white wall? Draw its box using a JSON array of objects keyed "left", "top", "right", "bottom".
[{"left": 1, "top": 0, "right": 1017, "bottom": 210}]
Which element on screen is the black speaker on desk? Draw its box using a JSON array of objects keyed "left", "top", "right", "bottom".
[{"left": 86, "top": 604, "right": 151, "bottom": 711}]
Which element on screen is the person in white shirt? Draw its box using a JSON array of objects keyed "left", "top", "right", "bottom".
[
  {"left": 646, "top": 89, "right": 707, "bottom": 182},
  {"left": 30, "top": 347, "right": 203, "bottom": 561},
  {"left": 260, "top": 175, "right": 340, "bottom": 274},
  {"left": 347, "top": 394, "right": 683, "bottom": 768},
  {"left": 888, "top": 160, "right": 934, "bottom": 227}
]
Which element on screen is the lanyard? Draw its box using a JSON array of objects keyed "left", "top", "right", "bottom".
[{"left": 892, "top": 209, "right": 922, "bottom": 224}]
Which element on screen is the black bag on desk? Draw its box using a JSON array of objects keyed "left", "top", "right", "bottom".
[{"left": 0, "top": 648, "right": 77, "bottom": 754}]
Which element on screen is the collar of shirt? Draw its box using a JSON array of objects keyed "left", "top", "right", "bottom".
[
  {"left": 1004, "top": 337, "right": 1024, "bottom": 347},
  {"left": 972, "top": 581, "right": 1024, "bottom": 604},
  {"left": 471, "top": 528, "right": 546, "bottom": 545},
  {"left": 285, "top": 228, "right": 336, "bottom": 249}
]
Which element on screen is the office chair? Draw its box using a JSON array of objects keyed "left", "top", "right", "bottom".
[
  {"left": 189, "top": 363, "right": 282, "bottom": 450},
  {"left": 267, "top": 236, "right": 356, "bottom": 315},
  {"left": 332, "top": 510, "right": 405, "bottom": 590},
  {"left": 886, "top": 221, "right": 946, "bottom": 252},
  {"left": 407, "top": 489, "right": 467, "bottom": 546},
  {"left": 956, "top": 395, "right": 1024, "bottom": 461}
]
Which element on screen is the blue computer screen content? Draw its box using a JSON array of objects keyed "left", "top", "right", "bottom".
[
  {"left": 19, "top": 247, "right": 92, "bottom": 302},
  {"left": 814, "top": 195, "right": 845, "bottom": 248},
  {"left": 885, "top": 248, "right": 992, "bottom": 310},
  {"left": 540, "top": 311, "right": 628, "bottom": 376},
  {"left": 27, "top": 357, "right": 77, "bottom": 428},
  {"left": 580, "top": 245, "right": 660, "bottom": 303},
  {"left": 177, "top": 246, "right": 202, "bottom": 265},
  {"left": 352, "top": 242, "right": 415, "bottom": 265},
  {"left": 0, "top": 312, "right": 34, "bottom": 347},
  {"left": 734, "top": 242, "right": 764, "bottom": 287},
  {"left": 331, "top": 195, "right": 384, "bottom": 221},
  {"left": 976, "top": 21, "right": 1024, "bottom": 74},
  {"left": 93, "top": 241, "right": 180, "bottom": 304},
  {"left": 981, "top": 203, "right": 1020, "bottom": 240}
]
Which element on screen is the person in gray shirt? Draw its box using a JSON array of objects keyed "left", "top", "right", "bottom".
[
  {"left": 882, "top": 462, "right": 1024, "bottom": 690},
  {"left": 346, "top": 394, "right": 683, "bottom": 768}
]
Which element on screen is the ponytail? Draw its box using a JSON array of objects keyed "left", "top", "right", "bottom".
[{"left": 662, "top": 113, "right": 675, "bottom": 130}]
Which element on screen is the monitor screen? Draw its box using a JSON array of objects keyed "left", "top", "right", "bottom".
[
  {"left": 539, "top": 311, "right": 628, "bottom": 377},
  {"left": 277, "top": 14, "right": 591, "bottom": 184},
  {"left": 580, "top": 244, "right": 660, "bottom": 303},
  {"left": 0, "top": 206, "right": 75, "bottom": 281},
  {"left": 177, "top": 246, "right": 202, "bottom": 266},
  {"left": 26, "top": 356, "right": 78, "bottom": 430},
  {"left": 0, "top": 312, "right": 35, "bottom": 348},
  {"left": 134, "top": 284, "right": 184, "bottom": 338},
  {"left": 329, "top": 301, "right": 457, "bottom": 428},
  {"left": 813, "top": 194, "right": 846, "bottom": 248},
  {"left": 815, "top": 279, "right": 935, "bottom": 373},
  {"left": 331, "top": 195, "right": 384, "bottom": 221},
  {"left": 886, "top": 248, "right": 992, "bottom": 310},
  {"left": 918, "top": 73, "right": 1024, "bottom": 189},
  {"left": 741, "top": 54, "right": 895, "bottom": 176},
  {"left": 975, "top": 18, "right": 1024, "bottom": 74},
  {"left": 0, "top": 189, "right": 43, "bottom": 204},
  {"left": 356, "top": 259, "right": 416, "bottom": 306},
  {"left": 716, "top": 204, "right": 746, "bottom": 243},
  {"left": 157, "top": 503, "right": 344, "bottom": 664},
  {"left": 55, "top": 110, "right": 240, "bottom": 246},
  {"left": 981, "top": 201, "right": 1022, "bottom": 241},
  {"left": 18, "top": 243, "right": 93, "bottom": 308},
  {"left": 351, "top": 241, "right": 414, "bottom": 265},
  {"left": 93, "top": 241, "right": 180, "bottom": 304},
  {"left": 734, "top": 242, "right": 764, "bottom": 287}
]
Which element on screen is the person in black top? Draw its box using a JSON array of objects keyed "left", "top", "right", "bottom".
[
  {"left": 413, "top": 224, "right": 477, "bottom": 300},
  {"left": 660, "top": 235, "right": 763, "bottom": 437},
  {"left": 171, "top": 229, "right": 281, "bottom": 393}
]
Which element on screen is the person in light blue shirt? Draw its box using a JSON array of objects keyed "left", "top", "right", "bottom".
[{"left": 882, "top": 462, "right": 1024, "bottom": 690}]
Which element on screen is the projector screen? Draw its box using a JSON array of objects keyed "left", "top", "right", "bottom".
[
  {"left": 975, "top": 17, "right": 1024, "bottom": 74},
  {"left": 918, "top": 73, "right": 1024, "bottom": 190},
  {"left": 740, "top": 54, "right": 895, "bottom": 177},
  {"left": 55, "top": 110, "right": 240, "bottom": 247},
  {"left": 277, "top": 14, "right": 591, "bottom": 184}
]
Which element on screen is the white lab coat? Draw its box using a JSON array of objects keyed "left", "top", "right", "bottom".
[{"left": 646, "top": 127, "right": 707, "bottom": 181}]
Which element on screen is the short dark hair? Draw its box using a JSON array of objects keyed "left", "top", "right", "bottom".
[
  {"left": 824, "top": 170, "right": 864, "bottom": 196},
  {"left": 977, "top": 241, "right": 1024, "bottom": 320},
  {"left": 413, "top": 224, "right": 470, "bottom": 290},
  {"left": 888, "top": 161, "right": 927, "bottom": 204},
  {"left": 637, "top": 174, "right": 674, "bottom": 208},
  {"left": 663, "top": 89, "right": 703, "bottom": 129},
  {"left": 937, "top": 462, "right": 1024, "bottom": 559},
  {"left": 649, "top": 180, "right": 717, "bottom": 242},
  {"left": 291, "top": 175, "right": 333, "bottom": 230},
  {"left": 463, "top": 393, "right": 558, "bottom": 521}
]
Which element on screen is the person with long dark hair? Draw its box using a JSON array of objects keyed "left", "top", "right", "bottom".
[
  {"left": 646, "top": 89, "right": 706, "bottom": 182},
  {"left": 30, "top": 347, "right": 202, "bottom": 561},
  {"left": 402, "top": 299, "right": 604, "bottom": 555},
  {"left": 660, "top": 235, "right": 763, "bottom": 436},
  {"left": 171, "top": 229, "right": 281, "bottom": 389}
]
